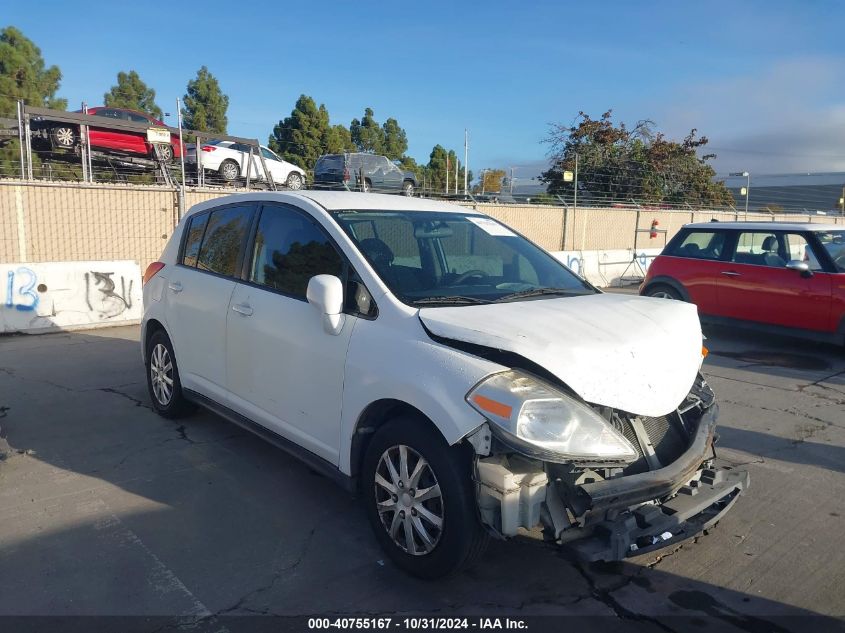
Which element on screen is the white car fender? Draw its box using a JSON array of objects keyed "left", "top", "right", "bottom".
[{"left": 338, "top": 311, "right": 503, "bottom": 476}]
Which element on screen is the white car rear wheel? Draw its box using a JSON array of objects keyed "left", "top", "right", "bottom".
[
  {"left": 286, "top": 172, "right": 304, "bottom": 190},
  {"left": 219, "top": 160, "right": 240, "bottom": 182}
]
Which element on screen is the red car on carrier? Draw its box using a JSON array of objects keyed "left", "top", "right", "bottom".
[
  {"left": 640, "top": 222, "right": 845, "bottom": 344},
  {"left": 36, "top": 106, "right": 183, "bottom": 161}
]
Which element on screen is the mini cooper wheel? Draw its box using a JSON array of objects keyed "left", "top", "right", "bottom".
[
  {"left": 362, "top": 417, "right": 489, "bottom": 579},
  {"left": 402, "top": 181, "right": 415, "bottom": 197},
  {"left": 146, "top": 330, "right": 194, "bottom": 418},
  {"left": 647, "top": 284, "right": 682, "bottom": 300}
]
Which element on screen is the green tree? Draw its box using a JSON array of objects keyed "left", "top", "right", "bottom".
[
  {"left": 0, "top": 27, "right": 67, "bottom": 177},
  {"left": 0, "top": 26, "right": 66, "bottom": 115},
  {"left": 269, "top": 94, "right": 349, "bottom": 172},
  {"left": 381, "top": 117, "right": 408, "bottom": 160},
  {"left": 182, "top": 66, "right": 228, "bottom": 134},
  {"left": 423, "top": 145, "right": 468, "bottom": 194},
  {"left": 104, "top": 70, "right": 162, "bottom": 119},
  {"left": 477, "top": 169, "right": 506, "bottom": 193},
  {"left": 323, "top": 123, "right": 355, "bottom": 155},
  {"left": 540, "top": 110, "right": 733, "bottom": 207},
  {"left": 350, "top": 107, "right": 385, "bottom": 154}
]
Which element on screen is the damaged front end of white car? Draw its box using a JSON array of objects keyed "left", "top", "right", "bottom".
[{"left": 463, "top": 368, "right": 748, "bottom": 561}]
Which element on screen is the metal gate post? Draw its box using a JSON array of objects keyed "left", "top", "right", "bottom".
[
  {"left": 16, "top": 100, "right": 25, "bottom": 179},
  {"left": 23, "top": 111, "right": 33, "bottom": 180},
  {"left": 196, "top": 135, "right": 203, "bottom": 187},
  {"left": 82, "top": 103, "right": 93, "bottom": 180},
  {"left": 78, "top": 104, "right": 89, "bottom": 183},
  {"left": 256, "top": 145, "right": 275, "bottom": 190}
]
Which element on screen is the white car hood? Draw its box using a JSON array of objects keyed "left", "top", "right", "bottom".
[{"left": 419, "top": 293, "right": 703, "bottom": 418}]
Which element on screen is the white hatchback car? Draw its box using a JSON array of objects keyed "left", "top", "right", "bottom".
[
  {"left": 141, "top": 191, "right": 747, "bottom": 578},
  {"left": 185, "top": 141, "right": 306, "bottom": 189}
]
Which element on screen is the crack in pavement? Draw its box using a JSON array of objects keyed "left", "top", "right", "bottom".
[
  {"left": 719, "top": 398, "right": 845, "bottom": 432},
  {"left": 99, "top": 387, "right": 154, "bottom": 411},
  {"left": 572, "top": 562, "right": 677, "bottom": 631},
  {"left": 210, "top": 526, "right": 319, "bottom": 617}
]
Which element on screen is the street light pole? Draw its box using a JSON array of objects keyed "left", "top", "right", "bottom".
[
  {"left": 744, "top": 171, "right": 750, "bottom": 215},
  {"left": 464, "top": 129, "right": 469, "bottom": 195},
  {"left": 731, "top": 171, "right": 751, "bottom": 216}
]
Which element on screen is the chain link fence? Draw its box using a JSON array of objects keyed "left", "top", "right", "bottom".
[{"left": 4, "top": 179, "right": 842, "bottom": 274}]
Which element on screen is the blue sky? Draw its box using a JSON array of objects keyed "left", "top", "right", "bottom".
[{"left": 5, "top": 1, "right": 845, "bottom": 180}]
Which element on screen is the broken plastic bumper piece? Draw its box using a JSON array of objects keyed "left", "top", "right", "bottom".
[{"left": 563, "top": 465, "right": 748, "bottom": 561}]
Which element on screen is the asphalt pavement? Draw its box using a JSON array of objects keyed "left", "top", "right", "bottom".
[{"left": 0, "top": 321, "right": 843, "bottom": 631}]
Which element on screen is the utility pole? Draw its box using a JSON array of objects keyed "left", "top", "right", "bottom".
[
  {"left": 445, "top": 154, "right": 449, "bottom": 195},
  {"left": 455, "top": 158, "right": 459, "bottom": 195},
  {"left": 464, "top": 129, "right": 469, "bottom": 194},
  {"left": 510, "top": 167, "right": 514, "bottom": 194},
  {"left": 573, "top": 153, "right": 579, "bottom": 211},
  {"left": 176, "top": 98, "right": 187, "bottom": 218}
]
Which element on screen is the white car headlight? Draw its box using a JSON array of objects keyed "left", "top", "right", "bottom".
[{"left": 466, "top": 370, "right": 638, "bottom": 464}]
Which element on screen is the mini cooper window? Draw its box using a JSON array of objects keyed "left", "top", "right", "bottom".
[
  {"left": 669, "top": 231, "right": 726, "bottom": 260},
  {"left": 732, "top": 232, "right": 785, "bottom": 267},
  {"left": 815, "top": 230, "right": 845, "bottom": 272}
]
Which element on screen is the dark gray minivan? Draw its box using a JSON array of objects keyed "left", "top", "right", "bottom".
[{"left": 314, "top": 153, "right": 418, "bottom": 196}]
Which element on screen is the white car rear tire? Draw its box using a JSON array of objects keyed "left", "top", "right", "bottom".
[{"left": 286, "top": 172, "right": 304, "bottom": 190}]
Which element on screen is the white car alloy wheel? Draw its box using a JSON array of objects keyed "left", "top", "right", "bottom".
[
  {"left": 286, "top": 172, "right": 303, "bottom": 190},
  {"left": 220, "top": 161, "right": 239, "bottom": 181},
  {"left": 149, "top": 342, "right": 174, "bottom": 406},
  {"left": 374, "top": 444, "right": 444, "bottom": 555}
]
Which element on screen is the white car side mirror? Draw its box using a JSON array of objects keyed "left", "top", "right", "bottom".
[{"left": 306, "top": 275, "right": 346, "bottom": 335}]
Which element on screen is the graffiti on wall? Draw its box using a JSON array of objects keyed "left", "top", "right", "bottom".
[
  {"left": 1, "top": 261, "right": 142, "bottom": 333},
  {"left": 85, "top": 272, "right": 134, "bottom": 318},
  {"left": 5, "top": 267, "right": 39, "bottom": 311}
]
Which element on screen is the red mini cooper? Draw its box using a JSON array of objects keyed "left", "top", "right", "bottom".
[{"left": 641, "top": 222, "right": 845, "bottom": 344}]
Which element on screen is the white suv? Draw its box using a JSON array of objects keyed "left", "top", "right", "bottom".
[{"left": 141, "top": 191, "right": 747, "bottom": 578}]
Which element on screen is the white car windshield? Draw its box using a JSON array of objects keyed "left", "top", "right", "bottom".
[
  {"left": 816, "top": 230, "right": 845, "bottom": 272},
  {"left": 333, "top": 210, "right": 595, "bottom": 306}
]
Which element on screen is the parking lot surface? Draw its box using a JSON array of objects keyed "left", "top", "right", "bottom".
[{"left": 1, "top": 321, "right": 843, "bottom": 630}]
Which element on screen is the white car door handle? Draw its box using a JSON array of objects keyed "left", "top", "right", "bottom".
[
  {"left": 232, "top": 303, "right": 253, "bottom": 316},
  {"left": 720, "top": 271, "right": 741, "bottom": 277},
  {"left": 168, "top": 281, "right": 183, "bottom": 293}
]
